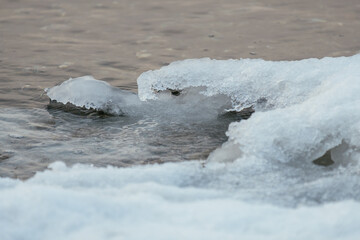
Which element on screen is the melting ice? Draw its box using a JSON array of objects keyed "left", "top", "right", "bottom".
[{"left": 1, "top": 55, "right": 360, "bottom": 239}]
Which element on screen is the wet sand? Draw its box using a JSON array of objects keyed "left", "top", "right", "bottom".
[{"left": 0, "top": 0, "right": 359, "bottom": 108}]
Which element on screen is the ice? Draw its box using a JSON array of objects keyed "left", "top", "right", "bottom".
[
  {"left": 12, "top": 54, "right": 359, "bottom": 239},
  {"left": 1, "top": 162, "right": 360, "bottom": 240},
  {"left": 210, "top": 55, "right": 360, "bottom": 165},
  {"left": 42, "top": 55, "right": 360, "bottom": 200},
  {"left": 48, "top": 56, "right": 360, "bottom": 118},
  {"left": 137, "top": 55, "right": 360, "bottom": 165},
  {"left": 45, "top": 76, "right": 141, "bottom": 115},
  {"left": 46, "top": 77, "right": 232, "bottom": 121},
  {"left": 137, "top": 56, "right": 357, "bottom": 111}
]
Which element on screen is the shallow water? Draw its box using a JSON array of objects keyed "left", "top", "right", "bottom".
[{"left": 0, "top": 106, "right": 238, "bottom": 179}]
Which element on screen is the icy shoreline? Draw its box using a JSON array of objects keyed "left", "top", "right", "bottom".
[{"left": 2, "top": 55, "right": 360, "bottom": 239}]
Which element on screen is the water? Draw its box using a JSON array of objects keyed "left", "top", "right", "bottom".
[{"left": 0, "top": 106, "right": 238, "bottom": 179}]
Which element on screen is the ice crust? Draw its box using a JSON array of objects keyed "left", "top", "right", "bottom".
[
  {"left": 137, "top": 56, "right": 358, "bottom": 110},
  {"left": 1, "top": 162, "right": 360, "bottom": 240}
]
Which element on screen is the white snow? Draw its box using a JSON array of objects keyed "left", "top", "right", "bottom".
[{"left": 1, "top": 162, "right": 360, "bottom": 240}]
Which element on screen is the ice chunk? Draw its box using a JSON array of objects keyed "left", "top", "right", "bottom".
[
  {"left": 213, "top": 56, "right": 360, "bottom": 165},
  {"left": 46, "top": 76, "right": 141, "bottom": 115},
  {"left": 137, "top": 56, "right": 358, "bottom": 111}
]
